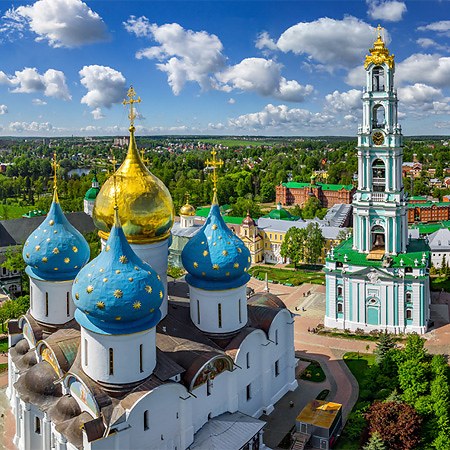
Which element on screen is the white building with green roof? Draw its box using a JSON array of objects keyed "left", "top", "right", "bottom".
[
  {"left": 324, "top": 32, "right": 431, "bottom": 334},
  {"left": 83, "top": 174, "right": 100, "bottom": 217}
]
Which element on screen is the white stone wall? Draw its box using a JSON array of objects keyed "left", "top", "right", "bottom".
[{"left": 29, "top": 277, "right": 74, "bottom": 325}]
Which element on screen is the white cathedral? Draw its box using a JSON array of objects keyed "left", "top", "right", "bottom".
[
  {"left": 324, "top": 30, "right": 431, "bottom": 334},
  {"left": 6, "top": 89, "right": 297, "bottom": 450}
]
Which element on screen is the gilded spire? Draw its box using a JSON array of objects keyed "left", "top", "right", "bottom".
[
  {"left": 110, "top": 150, "right": 121, "bottom": 226},
  {"left": 364, "top": 25, "right": 395, "bottom": 69},
  {"left": 51, "top": 152, "right": 59, "bottom": 203},
  {"left": 205, "top": 148, "right": 223, "bottom": 205}
]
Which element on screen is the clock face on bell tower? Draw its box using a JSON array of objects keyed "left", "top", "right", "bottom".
[{"left": 372, "top": 131, "right": 384, "bottom": 145}]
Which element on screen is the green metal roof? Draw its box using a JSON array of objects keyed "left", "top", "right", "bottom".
[
  {"left": 84, "top": 186, "right": 100, "bottom": 200},
  {"left": 408, "top": 202, "right": 450, "bottom": 209},
  {"left": 22, "top": 210, "right": 46, "bottom": 218},
  {"left": 328, "top": 237, "right": 430, "bottom": 269},
  {"left": 410, "top": 221, "right": 450, "bottom": 235},
  {"left": 194, "top": 206, "right": 242, "bottom": 224},
  {"left": 409, "top": 196, "right": 427, "bottom": 201},
  {"left": 282, "top": 181, "right": 353, "bottom": 191}
]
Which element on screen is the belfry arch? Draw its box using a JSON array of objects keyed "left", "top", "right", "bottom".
[{"left": 372, "top": 66, "right": 385, "bottom": 92}]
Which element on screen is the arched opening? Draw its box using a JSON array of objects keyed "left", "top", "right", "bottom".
[
  {"left": 337, "top": 285, "right": 343, "bottom": 297},
  {"left": 371, "top": 225, "right": 385, "bottom": 250},
  {"left": 372, "top": 159, "right": 386, "bottom": 192},
  {"left": 366, "top": 297, "right": 380, "bottom": 325},
  {"left": 372, "top": 66, "right": 385, "bottom": 92},
  {"left": 372, "top": 104, "right": 385, "bottom": 128}
]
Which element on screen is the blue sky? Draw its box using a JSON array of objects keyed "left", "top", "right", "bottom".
[{"left": 0, "top": 0, "right": 449, "bottom": 136}]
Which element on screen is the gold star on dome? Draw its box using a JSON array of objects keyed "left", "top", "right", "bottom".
[
  {"left": 134, "top": 266, "right": 140, "bottom": 271},
  {"left": 114, "top": 289, "right": 123, "bottom": 298},
  {"left": 49, "top": 220, "right": 55, "bottom": 226},
  {"left": 119, "top": 255, "right": 128, "bottom": 264},
  {"left": 26, "top": 253, "right": 30, "bottom": 258},
  {"left": 46, "top": 238, "right": 50, "bottom": 242},
  {"left": 116, "top": 269, "right": 121, "bottom": 274},
  {"left": 237, "top": 248, "right": 242, "bottom": 253},
  {"left": 87, "top": 273, "right": 92, "bottom": 278},
  {"left": 96, "top": 301, "right": 105, "bottom": 310},
  {"left": 72, "top": 246, "right": 78, "bottom": 253},
  {"left": 53, "top": 230, "right": 57, "bottom": 234},
  {"left": 202, "top": 272, "right": 206, "bottom": 276},
  {"left": 115, "top": 316, "right": 121, "bottom": 321},
  {"left": 105, "top": 245, "right": 110, "bottom": 252},
  {"left": 193, "top": 262, "right": 199, "bottom": 268},
  {"left": 213, "top": 242, "right": 217, "bottom": 246},
  {"left": 52, "top": 247, "right": 59, "bottom": 254},
  {"left": 99, "top": 268, "right": 104, "bottom": 273},
  {"left": 74, "top": 278, "right": 78, "bottom": 284},
  {"left": 86, "top": 285, "right": 94, "bottom": 294},
  {"left": 150, "top": 308, "right": 154, "bottom": 313},
  {"left": 212, "top": 224, "right": 218, "bottom": 230},
  {"left": 74, "top": 265, "right": 78, "bottom": 269},
  {"left": 42, "top": 257, "right": 48, "bottom": 263},
  {"left": 54, "top": 267, "right": 58, "bottom": 271},
  {"left": 64, "top": 257, "right": 70, "bottom": 264},
  {"left": 103, "top": 277, "right": 108, "bottom": 283},
  {"left": 234, "top": 262, "right": 239, "bottom": 269},
  {"left": 128, "top": 277, "right": 133, "bottom": 282},
  {"left": 25, "top": 241, "right": 29, "bottom": 246},
  {"left": 213, "top": 264, "right": 219, "bottom": 270},
  {"left": 159, "top": 291, "right": 163, "bottom": 299},
  {"left": 75, "top": 293, "right": 79, "bottom": 300},
  {"left": 145, "top": 285, "right": 152, "bottom": 293},
  {"left": 218, "top": 236, "right": 222, "bottom": 240},
  {"left": 133, "top": 301, "right": 141, "bottom": 310},
  {"left": 226, "top": 272, "right": 230, "bottom": 277},
  {"left": 157, "top": 274, "right": 161, "bottom": 280},
  {"left": 35, "top": 245, "right": 40, "bottom": 251},
  {"left": 248, "top": 257, "right": 251, "bottom": 263},
  {"left": 203, "top": 250, "right": 209, "bottom": 257}
]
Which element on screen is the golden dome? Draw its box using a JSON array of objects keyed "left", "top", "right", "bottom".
[
  {"left": 93, "top": 127, "right": 174, "bottom": 244},
  {"left": 180, "top": 195, "right": 196, "bottom": 217}
]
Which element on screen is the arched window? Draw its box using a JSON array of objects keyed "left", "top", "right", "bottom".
[
  {"left": 406, "top": 309, "right": 412, "bottom": 320},
  {"left": 337, "top": 286, "right": 343, "bottom": 297},
  {"left": 372, "top": 66, "right": 385, "bottom": 92},
  {"left": 405, "top": 291, "right": 412, "bottom": 302},
  {"left": 372, "top": 159, "right": 386, "bottom": 192},
  {"left": 371, "top": 224, "right": 385, "bottom": 249},
  {"left": 372, "top": 104, "right": 385, "bottom": 128},
  {"left": 337, "top": 303, "right": 343, "bottom": 313},
  {"left": 144, "top": 410, "right": 149, "bottom": 430},
  {"left": 109, "top": 348, "right": 114, "bottom": 375}
]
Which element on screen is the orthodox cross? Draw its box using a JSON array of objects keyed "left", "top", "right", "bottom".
[
  {"left": 51, "top": 152, "right": 59, "bottom": 192},
  {"left": 123, "top": 86, "right": 141, "bottom": 127},
  {"left": 140, "top": 149, "right": 149, "bottom": 166},
  {"left": 205, "top": 148, "right": 223, "bottom": 202}
]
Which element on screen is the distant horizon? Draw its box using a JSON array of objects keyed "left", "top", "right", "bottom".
[{"left": 0, "top": 1, "right": 449, "bottom": 136}]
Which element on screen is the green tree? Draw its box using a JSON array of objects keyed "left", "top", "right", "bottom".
[
  {"left": 0, "top": 295, "right": 29, "bottom": 332},
  {"left": 2, "top": 245, "right": 28, "bottom": 293},
  {"left": 375, "top": 332, "right": 396, "bottom": 364},
  {"left": 280, "top": 227, "right": 307, "bottom": 268},
  {"left": 302, "top": 196, "right": 321, "bottom": 219},
  {"left": 304, "top": 222, "right": 325, "bottom": 265},
  {"left": 363, "top": 432, "right": 386, "bottom": 450}
]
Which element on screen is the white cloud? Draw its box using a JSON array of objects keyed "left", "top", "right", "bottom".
[
  {"left": 217, "top": 58, "right": 313, "bottom": 102},
  {"left": 397, "top": 83, "right": 450, "bottom": 114},
  {"left": 255, "top": 31, "right": 278, "bottom": 51},
  {"left": 396, "top": 54, "right": 450, "bottom": 88},
  {"left": 418, "top": 21, "right": 450, "bottom": 34},
  {"left": 228, "top": 103, "right": 333, "bottom": 131},
  {"left": 8, "top": 121, "right": 53, "bottom": 133},
  {"left": 128, "top": 19, "right": 226, "bottom": 95},
  {"left": 79, "top": 65, "right": 126, "bottom": 109},
  {"left": 416, "top": 38, "right": 450, "bottom": 52},
  {"left": 228, "top": 98, "right": 235, "bottom": 104},
  {"left": 367, "top": 1, "right": 407, "bottom": 22},
  {"left": 435, "top": 121, "right": 450, "bottom": 129},
  {"left": 2, "top": 0, "right": 108, "bottom": 48},
  {"left": 0, "top": 105, "right": 7, "bottom": 114},
  {"left": 32, "top": 98, "right": 47, "bottom": 106},
  {"left": 0, "top": 67, "right": 71, "bottom": 100},
  {"left": 275, "top": 17, "right": 380, "bottom": 69},
  {"left": 91, "top": 107, "right": 105, "bottom": 120},
  {"left": 325, "top": 89, "right": 362, "bottom": 113}
]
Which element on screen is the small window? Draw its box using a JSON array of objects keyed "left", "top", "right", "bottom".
[
  {"left": 246, "top": 352, "right": 250, "bottom": 369},
  {"left": 139, "top": 344, "right": 143, "bottom": 373},
  {"left": 406, "top": 309, "right": 413, "bottom": 320},
  {"left": 66, "top": 292, "right": 70, "bottom": 317},
  {"left": 275, "top": 329, "right": 279, "bottom": 345},
  {"left": 246, "top": 384, "right": 251, "bottom": 401},
  {"left": 239, "top": 299, "right": 242, "bottom": 323},
  {"left": 84, "top": 339, "right": 88, "bottom": 366},
  {"left": 197, "top": 299, "right": 200, "bottom": 325},
  {"left": 337, "top": 286, "right": 343, "bottom": 296},
  {"left": 275, "top": 360, "right": 280, "bottom": 377},
  {"left": 45, "top": 292, "right": 49, "bottom": 317},
  {"left": 176, "top": 412, "right": 179, "bottom": 419},
  {"left": 144, "top": 410, "right": 149, "bottom": 431},
  {"left": 337, "top": 303, "right": 343, "bottom": 313},
  {"left": 35, "top": 416, "right": 41, "bottom": 435},
  {"left": 109, "top": 348, "right": 114, "bottom": 375},
  {"left": 207, "top": 378, "right": 212, "bottom": 396},
  {"left": 405, "top": 291, "right": 412, "bottom": 302},
  {"left": 218, "top": 303, "right": 222, "bottom": 328}
]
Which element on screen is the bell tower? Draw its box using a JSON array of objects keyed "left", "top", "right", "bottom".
[{"left": 352, "top": 26, "right": 408, "bottom": 257}]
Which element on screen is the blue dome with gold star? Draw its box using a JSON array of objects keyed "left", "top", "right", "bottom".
[
  {"left": 181, "top": 203, "right": 251, "bottom": 291},
  {"left": 23, "top": 193, "right": 90, "bottom": 281},
  {"left": 73, "top": 210, "right": 163, "bottom": 335}
]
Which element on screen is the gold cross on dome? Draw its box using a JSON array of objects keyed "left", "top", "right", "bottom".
[
  {"left": 123, "top": 86, "right": 141, "bottom": 127},
  {"left": 51, "top": 152, "right": 59, "bottom": 191},
  {"left": 140, "top": 149, "right": 149, "bottom": 166},
  {"left": 205, "top": 148, "right": 223, "bottom": 203}
]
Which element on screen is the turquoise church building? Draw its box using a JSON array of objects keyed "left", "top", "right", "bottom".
[{"left": 324, "top": 30, "right": 431, "bottom": 334}]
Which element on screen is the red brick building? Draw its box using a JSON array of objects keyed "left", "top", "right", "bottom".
[
  {"left": 276, "top": 181, "right": 355, "bottom": 208},
  {"left": 408, "top": 202, "right": 450, "bottom": 223}
]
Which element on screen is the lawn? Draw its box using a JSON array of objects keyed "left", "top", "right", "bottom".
[
  {"left": 0, "top": 203, "right": 39, "bottom": 220},
  {"left": 0, "top": 363, "right": 7, "bottom": 374},
  {"left": 0, "top": 338, "right": 8, "bottom": 353},
  {"left": 300, "top": 359, "right": 326, "bottom": 382},
  {"left": 249, "top": 266, "right": 325, "bottom": 286}
]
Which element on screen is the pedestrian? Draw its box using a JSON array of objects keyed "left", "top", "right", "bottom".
[{"left": 307, "top": 327, "right": 310, "bottom": 333}]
